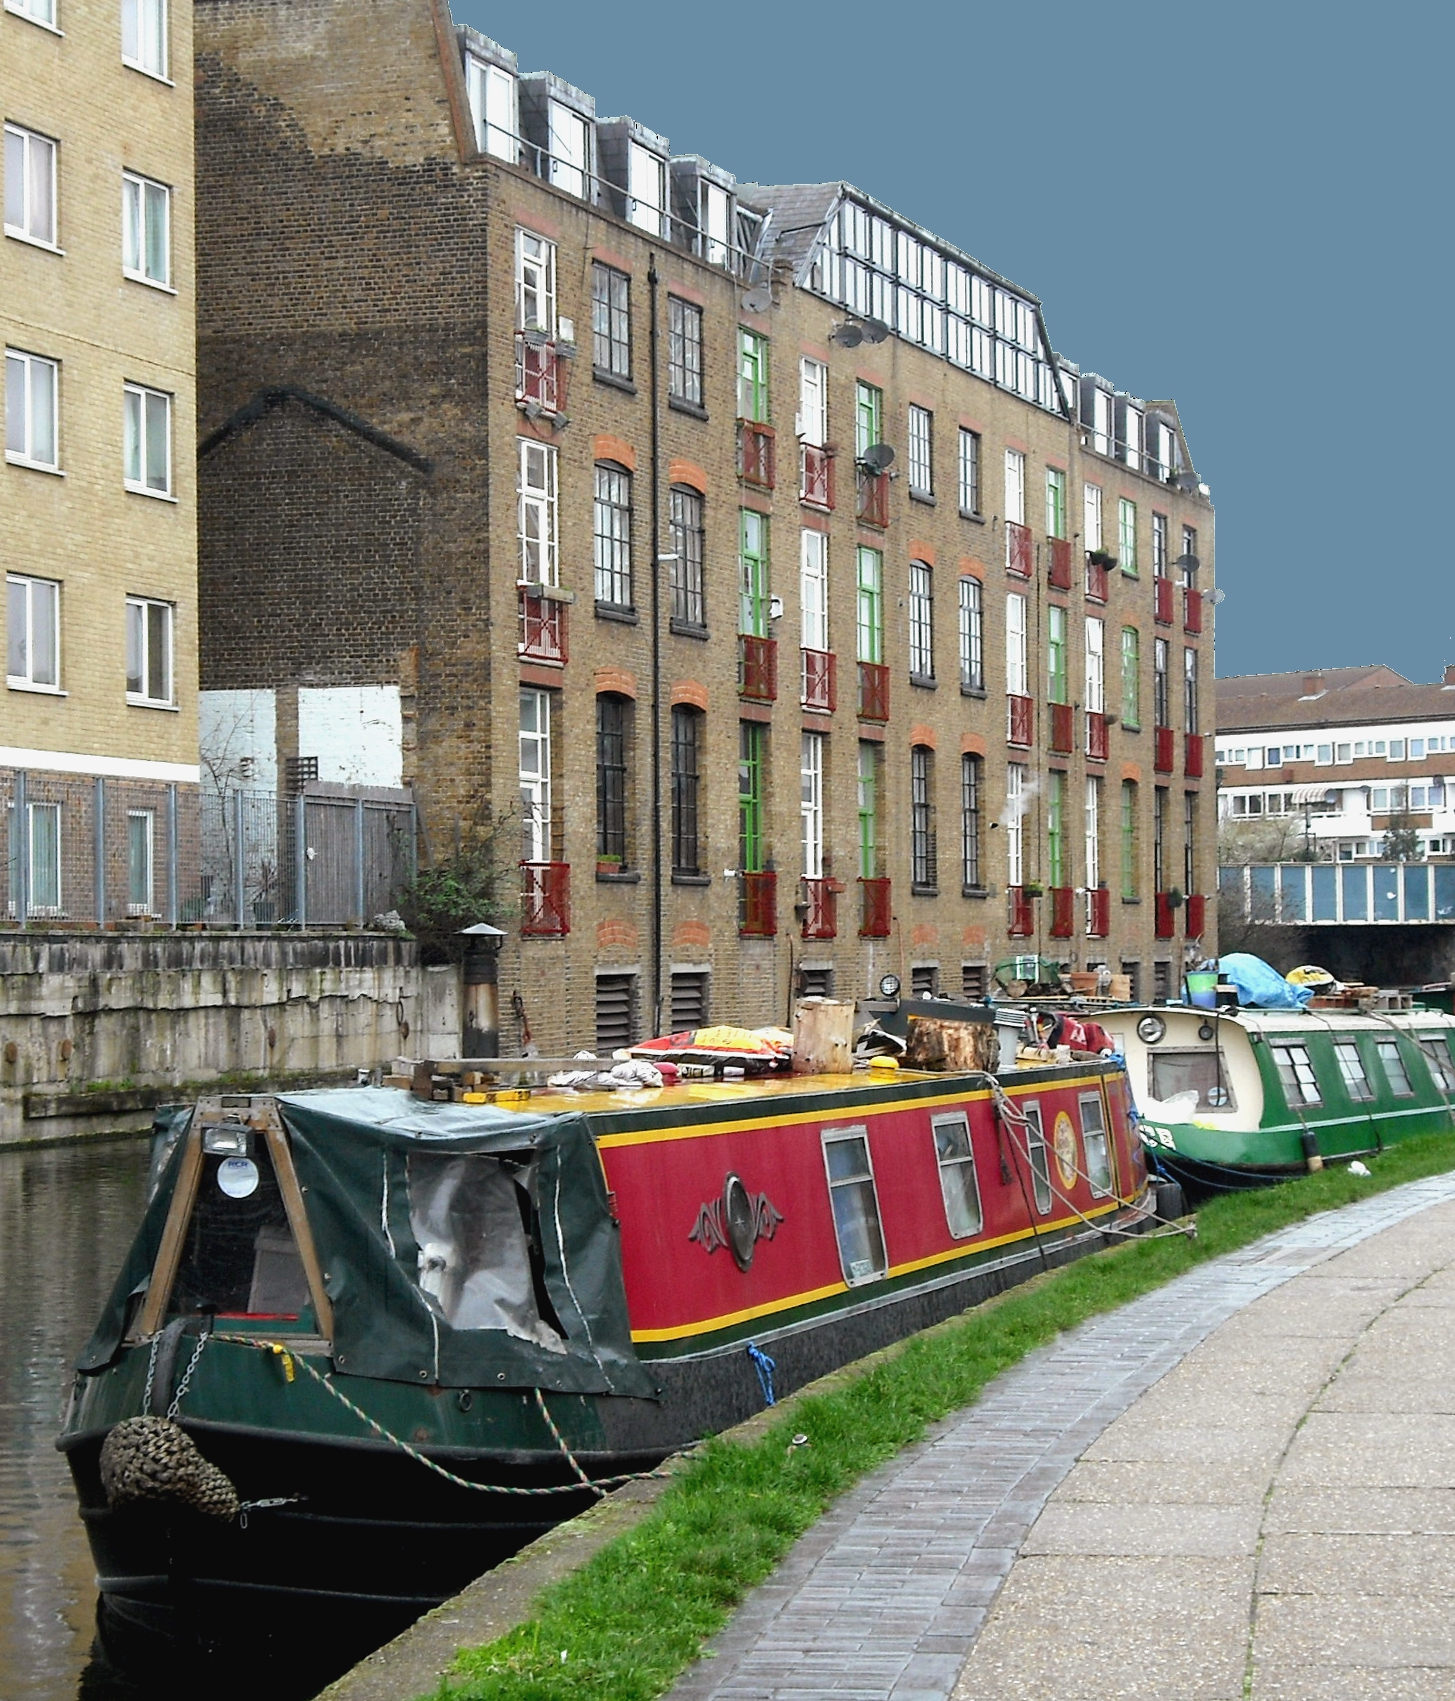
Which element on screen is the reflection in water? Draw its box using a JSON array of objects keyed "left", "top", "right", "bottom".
[{"left": 0, "top": 1139, "right": 150, "bottom": 1701}]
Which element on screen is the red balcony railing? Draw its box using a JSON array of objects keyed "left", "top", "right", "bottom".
[
  {"left": 1183, "top": 586, "right": 1203, "bottom": 634},
  {"left": 1154, "top": 725, "right": 1176, "bottom": 774},
  {"left": 1048, "top": 537, "right": 1073, "bottom": 591},
  {"left": 520, "top": 861, "right": 570, "bottom": 936},
  {"left": 858, "top": 467, "right": 890, "bottom": 528},
  {"left": 1086, "top": 709, "right": 1109, "bottom": 762},
  {"left": 1050, "top": 886, "right": 1075, "bottom": 938},
  {"left": 1049, "top": 702, "right": 1074, "bottom": 755},
  {"left": 1185, "top": 732, "right": 1205, "bottom": 778},
  {"left": 1009, "top": 886, "right": 1035, "bottom": 937},
  {"left": 1007, "top": 693, "right": 1034, "bottom": 747},
  {"left": 800, "top": 443, "right": 834, "bottom": 509},
  {"left": 739, "top": 633, "right": 778, "bottom": 702},
  {"left": 1154, "top": 576, "right": 1175, "bottom": 625},
  {"left": 801, "top": 876, "right": 838, "bottom": 940},
  {"left": 740, "top": 869, "right": 777, "bottom": 937},
  {"left": 801, "top": 647, "right": 836, "bottom": 712},
  {"left": 1085, "top": 558, "right": 1109, "bottom": 602},
  {"left": 518, "top": 584, "right": 568, "bottom": 663},
  {"left": 515, "top": 332, "right": 568, "bottom": 415},
  {"left": 1087, "top": 887, "right": 1110, "bottom": 937},
  {"left": 1005, "top": 520, "right": 1032, "bottom": 578},
  {"left": 1155, "top": 891, "right": 1176, "bottom": 938},
  {"left": 1185, "top": 892, "right": 1206, "bottom": 938},
  {"left": 859, "top": 875, "right": 892, "bottom": 938},
  {"left": 739, "top": 420, "right": 776, "bottom": 489},
  {"left": 858, "top": 660, "right": 890, "bottom": 722}
]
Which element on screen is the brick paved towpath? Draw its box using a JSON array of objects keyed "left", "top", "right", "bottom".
[{"left": 667, "top": 1172, "right": 1455, "bottom": 1701}]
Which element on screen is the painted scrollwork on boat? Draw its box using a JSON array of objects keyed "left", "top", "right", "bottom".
[{"left": 688, "top": 1173, "right": 785, "bottom": 1269}]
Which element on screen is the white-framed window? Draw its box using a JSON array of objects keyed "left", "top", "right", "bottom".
[
  {"left": 5, "top": 348, "right": 58, "bottom": 468},
  {"left": 1084, "top": 482, "right": 1102, "bottom": 552},
  {"left": 958, "top": 427, "right": 980, "bottom": 513},
  {"left": 8, "top": 799, "right": 61, "bottom": 915},
  {"left": 798, "top": 357, "right": 827, "bottom": 447},
  {"left": 122, "top": 171, "right": 170, "bottom": 287},
  {"left": 822, "top": 1125, "right": 887, "bottom": 1284},
  {"left": 517, "top": 438, "right": 557, "bottom": 584},
  {"left": 1023, "top": 1100, "right": 1052, "bottom": 1213},
  {"left": 958, "top": 576, "right": 983, "bottom": 691},
  {"left": 627, "top": 141, "right": 667, "bottom": 236},
  {"left": 6, "top": 572, "right": 59, "bottom": 688},
  {"left": 515, "top": 228, "right": 556, "bottom": 334},
  {"left": 932, "top": 1111, "right": 983, "bottom": 1238},
  {"left": 464, "top": 55, "right": 518, "bottom": 161},
  {"left": 122, "top": 383, "right": 171, "bottom": 496},
  {"left": 126, "top": 808, "right": 155, "bottom": 914},
  {"left": 547, "top": 100, "right": 588, "bottom": 198},
  {"left": 1085, "top": 617, "right": 1105, "bottom": 714},
  {"left": 1003, "top": 447, "right": 1025, "bottom": 524},
  {"left": 1080, "top": 1093, "right": 1112, "bottom": 1194},
  {"left": 519, "top": 687, "right": 552, "bottom": 862},
  {"left": 907, "top": 404, "right": 932, "bottom": 494},
  {"left": 5, "top": 0, "right": 58, "bottom": 30},
  {"left": 1006, "top": 592, "right": 1027, "bottom": 696},
  {"left": 125, "top": 595, "right": 173, "bottom": 704},
  {"left": 1006, "top": 763, "right": 1025, "bottom": 885},
  {"left": 1085, "top": 776, "right": 1101, "bottom": 894},
  {"left": 121, "top": 0, "right": 166, "bottom": 78},
  {"left": 1046, "top": 466, "right": 1067, "bottom": 538},
  {"left": 1118, "top": 497, "right": 1138, "bottom": 573},
  {"left": 3, "top": 122, "right": 57, "bottom": 246},
  {"left": 800, "top": 529, "right": 828, "bottom": 652},
  {"left": 801, "top": 731, "right": 824, "bottom": 878},
  {"left": 909, "top": 561, "right": 934, "bottom": 678}
]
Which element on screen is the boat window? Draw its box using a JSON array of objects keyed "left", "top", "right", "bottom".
[
  {"left": 1148, "top": 1050, "right": 1236, "bottom": 1111},
  {"left": 1418, "top": 1034, "right": 1455, "bottom": 1091},
  {"left": 407, "top": 1153, "right": 566, "bottom": 1349},
  {"left": 1079, "top": 1093, "right": 1112, "bottom": 1195},
  {"left": 1022, "top": 1101, "right": 1053, "bottom": 1214},
  {"left": 822, "top": 1127, "right": 887, "bottom": 1284},
  {"left": 931, "top": 1112, "right": 983, "bottom": 1239},
  {"left": 170, "top": 1138, "right": 309, "bottom": 1319},
  {"left": 1374, "top": 1039, "right": 1414, "bottom": 1097},
  {"left": 1270, "top": 1042, "right": 1322, "bottom": 1107},
  {"left": 1332, "top": 1040, "right": 1375, "bottom": 1101}
]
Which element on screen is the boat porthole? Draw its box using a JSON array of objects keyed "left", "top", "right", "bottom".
[
  {"left": 1198, "top": 1022, "right": 1216, "bottom": 1042},
  {"left": 1137, "top": 1015, "right": 1167, "bottom": 1045},
  {"left": 723, "top": 1174, "right": 757, "bottom": 1271}
]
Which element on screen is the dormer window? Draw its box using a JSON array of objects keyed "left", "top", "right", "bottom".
[
  {"left": 627, "top": 142, "right": 666, "bottom": 236},
  {"left": 548, "top": 101, "right": 589, "bottom": 198},
  {"left": 465, "top": 55, "right": 518, "bottom": 161}
]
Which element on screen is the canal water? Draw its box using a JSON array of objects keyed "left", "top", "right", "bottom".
[{"left": 0, "top": 1138, "right": 152, "bottom": 1701}]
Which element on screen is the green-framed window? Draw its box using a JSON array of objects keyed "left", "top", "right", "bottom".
[
  {"left": 737, "top": 329, "right": 770, "bottom": 423},
  {"left": 1118, "top": 498, "right": 1138, "bottom": 575},
  {"left": 1047, "top": 769, "right": 1066, "bottom": 887},
  {"left": 739, "top": 509, "right": 770, "bottom": 636},
  {"left": 1046, "top": 467, "right": 1067, "bottom": 539},
  {"left": 1121, "top": 626, "right": 1141, "bottom": 728},
  {"left": 857, "top": 546, "right": 883, "bottom": 664},
  {"left": 855, "top": 381, "right": 883, "bottom": 459},
  {"left": 739, "top": 722, "right": 767, "bottom": 873},
  {"left": 1120, "top": 779, "right": 1139, "bottom": 899},
  {"left": 1047, "top": 604, "right": 1068, "bottom": 704}
]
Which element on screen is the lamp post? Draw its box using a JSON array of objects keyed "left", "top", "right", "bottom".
[{"left": 458, "top": 923, "right": 506, "bottom": 1058}]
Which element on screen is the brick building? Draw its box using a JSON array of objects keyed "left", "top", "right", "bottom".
[
  {"left": 4, "top": 0, "right": 199, "bottom": 923},
  {"left": 193, "top": 0, "right": 1217, "bottom": 1051}
]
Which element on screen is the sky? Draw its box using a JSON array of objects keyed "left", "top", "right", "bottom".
[{"left": 455, "top": 0, "right": 1453, "bottom": 685}]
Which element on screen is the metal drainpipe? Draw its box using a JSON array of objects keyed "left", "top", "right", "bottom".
[{"left": 648, "top": 257, "right": 664, "bottom": 1037}]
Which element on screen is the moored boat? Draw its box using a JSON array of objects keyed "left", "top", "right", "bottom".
[{"left": 59, "top": 1009, "right": 1152, "bottom": 1689}]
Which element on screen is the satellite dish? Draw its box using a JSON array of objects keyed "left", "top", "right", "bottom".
[
  {"left": 830, "top": 321, "right": 865, "bottom": 349},
  {"left": 860, "top": 317, "right": 891, "bottom": 344},
  {"left": 1202, "top": 587, "right": 1226, "bottom": 605},
  {"left": 740, "top": 284, "right": 773, "bottom": 314},
  {"left": 1173, "top": 470, "right": 1199, "bottom": 492},
  {"left": 859, "top": 442, "right": 895, "bottom": 473},
  {"left": 1174, "top": 552, "right": 1200, "bottom": 572}
]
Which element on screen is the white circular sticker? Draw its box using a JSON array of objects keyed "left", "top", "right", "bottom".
[{"left": 218, "top": 1156, "right": 260, "bottom": 1199}]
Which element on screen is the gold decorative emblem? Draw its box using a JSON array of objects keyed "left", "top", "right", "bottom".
[{"left": 1053, "top": 1111, "right": 1078, "bottom": 1190}]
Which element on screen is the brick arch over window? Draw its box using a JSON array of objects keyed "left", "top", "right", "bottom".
[
  {"left": 671, "top": 679, "right": 708, "bottom": 711},
  {"left": 594, "top": 434, "right": 637, "bottom": 472},
  {"left": 668, "top": 457, "right": 707, "bottom": 492}
]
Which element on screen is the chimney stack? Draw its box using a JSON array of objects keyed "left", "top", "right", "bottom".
[
  {"left": 1443, "top": 664, "right": 1455, "bottom": 689},
  {"left": 1300, "top": 671, "right": 1324, "bottom": 699}
]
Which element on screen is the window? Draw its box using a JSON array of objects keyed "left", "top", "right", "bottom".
[
  {"left": 1085, "top": 617, "right": 1105, "bottom": 714},
  {"left": 854, "top": 381, "right": 882, "bottom": 457},
  {"left": 669, "top": 486, "right": 705, "bottom": 629},
  {"left": 801, "top": 732, "right": 824, "bottom": 878},
  {"left": 1153, "top": 787, "right": 1167, "bottom": 892},
  {"left": 1023, "top": 1102, "right": 1052, "bottom": 1214},
  {"left": 1118, "top": 499, "right": 1138, "bottom": 574},
  {"left": 670, "top": 969, "right": 709, "bottom": 1029},
  {"left": 1332, "top": 1040, "right": 1374, "bottom": 1101},
  {"left": 125, "top": 595, "right": 172, "bottom": 704},
  {"left": 1047, "top": 605, "right": 1067, "bottom": 704},
  {"left": 958, "top": 576, "right": 983, "bottom": 692},
  {"left": 932, "top": 1112, "right": 982, "bottom": 1238},
  {"left": 670, "top": 706, "right": 703, "bottom": 875},
  {"left": 1003, "top": 448, "right": 1025, "bottom": 523},
  {"left": 856, "top": 546, "right": 883, "bottom": 663},
  {"left": 822, "top": 1128, "right": 887, "bottom": 1284},
  {"left": 127, "top": 809, "right": 155, "bottom": 914},
  {"left": 858, "top": 741, "right": 881, "bottom": 878},
  {"left": 907, "top": 404, "right": 933, "bottom": 495},
  {"left": 515, "top": 229, "right": 556, "bottom": 334},
  {"left": 8, "top": 800, "right": 61, "bottom": 914},
  {"left": 7, "top": 0, "right": 57, "bottom": 26},
  {"left": 800, "top": 529, "right": 829, "bottom": 652},
  {"left": 593, "top": 463, "right": 632, "bottom": 608},
  {"left": 1121, "top": 627, "right": 1141, "bottom": 727},
  {"left": 739, "top": 509, "right": 770, "bottom": 637},
  {"left": 1006, "top": 764, "right": 1025, "bottom": 885},
  {"left": 122, "top": 171, "right": 170, "bottom": 287},
  {"left": 738, "top": 329, "right": 769, "bottom": 422},
  {"left": 4, "top": 124, "right": 56, "bottom": 247},
  {"left": 961, "top": 753, "right": 982, "bottom": 888},
  {"left": 958, "top": 427, "right": 980, "bottom": 514},
  {"left": 591, "top": 263, "right": 630, "bottom": 379},
  {"left": 1047, "top": 770, "right": 1066, "bottom": 888},
  {"left": 738, "top": 722, "right": 766, "bottom": 873},
  {"left": 546, "top": 100, "right": 588, "bottom": 197},
  {"left": 1084, "top": 483, "right": 1103, "bottom": 552},
  {"left": 6, "top": 573, "right": 58, "bottom": 688},
  {"left": 1181, "top": 525, "right": 1199, "bottom": 581},
  {"left": 1271, "top": 1041, "right": 1321, "bottom": 1106},
  {"left": 1184, "top": 792, "right": 1196, "bottom": 897},
  {"left": 909, "top": 561, "right": 934, "bottom": 679},
  {"left": 1006, "top": 593, "right": 1027, "bottom": 696},
  {"left": 465, "top": 55, "right": 518, "bottom": 160},
  {"left": 1120, "top": 780, "right": 1138, "bottom": 898},
  {"left": 5, "top": 348, "right": 58, "bottom": 468},
  {"left": 1152, "top": 512, "right": 1168, "bottom": 575},
  {"left": 1085, "top": 776, "right": 1102, "bottom": 893},
  {"left": 520, "top": 688, "right": 553, "bottom": 862},
  {"left": 1375, "top": 1038, "right": 1414, "bottom": 1097},
  {"left": 799, "top": 357, "right": 827, "bottom": 445},
  {"left": 1419, "top": 1034, "right": 1455, "bottom": 1091},
  {"left": 1150, "top": 1051, "right": 1235, "bottom": 1111},
  {"left": 121, "top": 0, "right": 167, "bottom": 76},
  {"left": 1153, "top": 638, "right": 1170, "bottom": 727},
  {"left": 627, "top": 142, "right": 666, "bottom": 235},
  {"left": 122, "top": 383, "right": 171, "bottom": 496},
  {"left": 1080, "top": 1094, "right": 1112, "bottom": 1195},
  {"left": 667, "top": 297, "right": 702, "bottom": 407},
  {"left": 910, "top": 745, "right": 936, "bottom": 889},
  {"left": 1046, "top": 467, "right": 1067, "bottom": 538},
  {"left": 594, "top": 695, "right": 630, "bottom": 866}
]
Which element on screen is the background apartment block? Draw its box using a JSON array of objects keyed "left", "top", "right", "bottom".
[
  {"left": 193, "top": 0, "right": 1216, "bottom": 1054},
  {"left": 3, "top": 0, "right": 198, "bottom": 922}
]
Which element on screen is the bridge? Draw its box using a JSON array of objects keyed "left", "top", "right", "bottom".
[{"left": 1219, "top": 862, "right": 1455, "bottom": 925}]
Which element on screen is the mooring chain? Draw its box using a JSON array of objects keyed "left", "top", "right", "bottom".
[{"left": 166, "top": 1327, "right": 212, "bottom": 1421}]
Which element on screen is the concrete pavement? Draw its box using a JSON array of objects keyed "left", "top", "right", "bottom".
[{"left": 668, "top": 1173, "right": 1455, "bottom": 1701}]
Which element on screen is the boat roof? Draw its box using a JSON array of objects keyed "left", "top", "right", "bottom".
[{"left": 1227, "top": 1008, "right": 1455, "bottom": 1035}]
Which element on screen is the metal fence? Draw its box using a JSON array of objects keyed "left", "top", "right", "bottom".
[{"left": 3, "top": 776, "right": 415, "bottom": 929}]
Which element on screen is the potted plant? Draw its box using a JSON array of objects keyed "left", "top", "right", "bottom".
[{"left": 1020, "top": 880, "right": 1044, "bottom": 899}]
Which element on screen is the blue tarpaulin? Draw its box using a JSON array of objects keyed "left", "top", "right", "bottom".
[{"left": 1218, "top": 953, "right": 1313, "bottom": 1010}]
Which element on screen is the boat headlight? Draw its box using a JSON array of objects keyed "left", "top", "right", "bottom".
[{"left": 203, "top": 1123, "right": 252, "bottom": 1157}]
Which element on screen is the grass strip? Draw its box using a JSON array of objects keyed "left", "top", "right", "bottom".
[{"left": 439, "top": 1136, "right": 1455, "bottom": 1701}]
